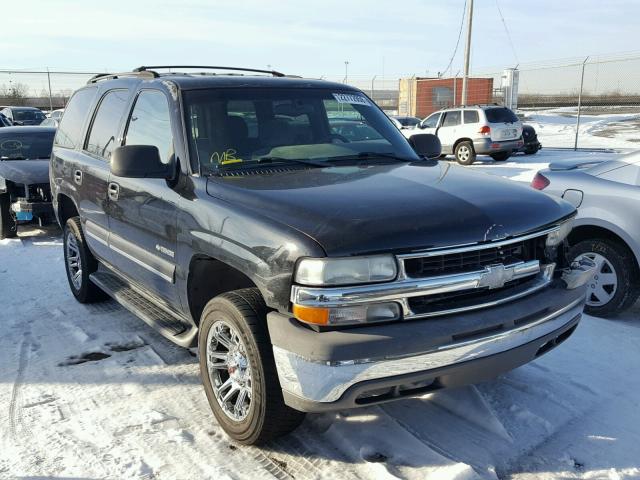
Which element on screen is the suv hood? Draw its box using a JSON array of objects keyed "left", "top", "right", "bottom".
[
  {"left": 206, "top": 162, "right": 575, "bottom": 256},
  {"left": 0, "top": 159, "right": 50, "bottom": 185}
]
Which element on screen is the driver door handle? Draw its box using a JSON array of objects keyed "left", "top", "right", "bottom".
[
  {"left": 73, "top": 170, "right": 83, "bottom": 185},
  {"left": 108, "top": 182, "right": 120, "bottom": 201}
]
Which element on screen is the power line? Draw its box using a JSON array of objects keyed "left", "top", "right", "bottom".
[
  {"left": 495, "top": 0, "right": 519, "bottom": 65},
  {"left": 442, "top": 0, "right": 467, "bottom": 77}
]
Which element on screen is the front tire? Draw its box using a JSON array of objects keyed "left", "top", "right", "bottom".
[
  {"left": 0, "top": 193, "right": 17, "bottom": 239},
  {"left": 199, "top": 288, "right": 305, "bottom": 445},
  {"left": 454, "top": 141, "right": 476, "bottom": 165},
  {"left": 490, "top": 151, "right": 511, "bottom": 161},
  {"left": 569, "top": 238, "right": 640, "bottom": 317},
  {"left": 63, "top": 217, "right": 107, "bottom": 303}
]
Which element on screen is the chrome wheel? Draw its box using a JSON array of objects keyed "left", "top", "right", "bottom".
[
  {"left": 575, "top": 252, "right": 618, "bottom": 307},
  {"left": 66, "top": 231, "right": 83, "bottom": 290},
  {"left": 457, "top": 145, "right": 471, "bottom": 162},
  {"left": 206, "top": 320, "right": 252, "bottom": 422}
]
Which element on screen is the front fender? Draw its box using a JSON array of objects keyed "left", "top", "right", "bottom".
[{"left": 175, "top": 178, "right": 326, "bottom": 314}]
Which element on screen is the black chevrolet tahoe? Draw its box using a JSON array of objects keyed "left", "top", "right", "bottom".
[{"left": 50, "top": 66, "right": 595, "bottom": 445}]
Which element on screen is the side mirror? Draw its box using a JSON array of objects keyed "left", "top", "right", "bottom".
[
  {"left": 111, "top": 145, "right": 169, "bottom": 178},
  {"left": 409, "top": 133, "right": 442, "bottom": 159}
]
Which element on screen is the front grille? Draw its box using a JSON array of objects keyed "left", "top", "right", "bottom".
[
  {"left": 404, "top": 236, "right": 546, "bottom": 278},
  {"left": 408, "top": 276, "right": 538, "bottom": 316}
]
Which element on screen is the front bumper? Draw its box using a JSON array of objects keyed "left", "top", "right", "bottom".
[
  {"left": 269, "top": 263, "right": 593, "bottom": 412},
  {"left": 473, "top": 137, "right": 524, "bottom": 154}
]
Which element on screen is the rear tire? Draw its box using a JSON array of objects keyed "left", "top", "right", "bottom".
[
  {"left": 454, "top": 141, "right": 476, "bottom": 165},
  {"left": 569, "top": 238, "right": 640, "bottom": 317},
  {"left": 63, "top": 217, "right": 108, "bottom": 303},
  {"left": 524, "top": 146, "right": 539, "bottom": 155},
  {"left": 199, "top": 288, "right": 305, "bottom": 445},
  {"left": 490, "top": 151, "right": 511, "bottom": 161},
  {"left": 0, "top": 193, "right": 17, "bottom": 239}
]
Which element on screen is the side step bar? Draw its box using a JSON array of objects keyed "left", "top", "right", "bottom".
[{"left": 90, "top": 269, "right": 197, "bottom": 348}]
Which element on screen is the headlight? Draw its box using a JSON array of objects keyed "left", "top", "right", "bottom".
[
  {"left": 294, "top": 255, "right": 398, "bottom": 286},
  {"left": 546, "top": 218, "right": 574, "bottom": 247}
]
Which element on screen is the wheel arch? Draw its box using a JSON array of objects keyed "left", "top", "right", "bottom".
[
  {"left": 56, "top": 193, "right": 80, "bottom": 228},
  {"left": 453, "top": 137, "right": 474, "bottom": 153},
  {"left": 568, "top": 222, "right": 640, "bottom": 273},
  {"left": 186, "top": 254, "right": 265, "bottom": 326}
]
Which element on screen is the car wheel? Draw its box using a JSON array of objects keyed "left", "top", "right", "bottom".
[
  {"left": 569, "top": 239, "right": 640, "bottom": 317},
  {"left": 490, "top": 151, "right": 511, "bottom": 161},
  {"left": 0, "top": 193, "right": 17, "bottom": 239},
  {"left": 524, "top": 146, "right": 538, "bottom": 155},
  {"left": 63, "top": 217, "right": 108, "bottom": 303},
  {"left": 199, "top": 288, "right": 305, "bottom": 445},
  {"left": 454, "top": 141, "right": 476, "bottom": 165}
]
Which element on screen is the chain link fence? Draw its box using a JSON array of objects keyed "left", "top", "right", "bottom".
[{"left": 3, "top": 53, "right": 640, "bottom": 149}]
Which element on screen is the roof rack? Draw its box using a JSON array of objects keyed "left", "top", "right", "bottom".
[
  {"left": 133, "top": 65, "right": 286, "bottom": 77},
  {"left": 87, "top": 70, "right": 158, "bottom": 84},
  {"left": 446, "top": 103, "right": 502, "bottom": 109}
]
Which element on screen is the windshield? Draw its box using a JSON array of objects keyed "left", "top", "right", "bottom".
[
  {"left": 13, "top": 110, "right": 45, "bottom": 121},
  {"left": 485, "top": 107, "right": 519, "bottom": 124},
  {"left": 0, "top": 131, "right": 55, "bottom": 160},
  {"left": 183, "top": 88, "right": 418, "bottom": 175},
  {"left": 395, "top": 117, "right": 421, "bottom": 127}
]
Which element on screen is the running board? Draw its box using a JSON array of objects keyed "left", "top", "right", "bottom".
[{"left": 90, "top": 269, "right": 197, "bottom": 348}]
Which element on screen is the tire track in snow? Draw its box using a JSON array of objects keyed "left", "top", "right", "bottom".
[{"left": 9, "top": 331, "right": 31, "bottom": 441}]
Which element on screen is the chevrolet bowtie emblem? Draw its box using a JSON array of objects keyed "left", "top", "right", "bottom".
[{"left": 478, "top": 264, "right": 517, "bottom": 290}]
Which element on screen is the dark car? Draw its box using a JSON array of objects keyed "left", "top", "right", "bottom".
[
  {"left": 0, "top": 112, "right": 12, "bottom": 127},
  {"left": 392, "top": 115, "right": 422, "bottom": 129},
  {"left": 0, "top": 126, "right": 56, "bottom": 238},
  {"left": 515, "top": 124, "right": 542, "bottom": 155},
  {"left": 0, "top": 107, "right": 46, "bottom": 126},
  {"left": 51, "top": 66, "right": 594, "bottom": 445}
]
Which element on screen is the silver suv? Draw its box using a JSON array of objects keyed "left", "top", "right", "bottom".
[{"left": 405, "top": 105, "right": 524, "bottom": 165}]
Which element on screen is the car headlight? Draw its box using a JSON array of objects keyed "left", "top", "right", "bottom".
[
  {"left": 294, "top": 255, "right": 398, "bottom": 286},
  {"left": 546, "top": 218, "right": 574, "bottom": 247}
]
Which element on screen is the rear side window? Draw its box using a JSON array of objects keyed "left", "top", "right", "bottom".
[
  {"left": 485, "top": 107, "right": 519, "bottom": 123},
  {"left": 125, "top": 90, "right": 174, "bottom": 164},
  {"left": 441, "top": 110, "right": 461, "bottom": 127},
  {"left": 464, "top": 110, "right": 479, "bottom": 124},
  {"left": 86, "top": 89, "right": 129, "bottom": 160},
  {"left": 54, "top": 88, "right": 97, "bottom": 149}
]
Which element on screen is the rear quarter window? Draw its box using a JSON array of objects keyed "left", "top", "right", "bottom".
[
  {"left": 464, "top": 110, "right": 479, "bottom": 124},
  {"left": 484, "top": 107, "right": 519, "bottom": 123},
  {"left": 55, "top": 88, "right": 97, "bottom": 149}
]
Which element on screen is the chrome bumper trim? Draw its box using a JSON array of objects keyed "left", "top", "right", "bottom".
[
  {"left": 291, "top": 261, "right": 553, "bottom": 320},
  {"left": 273, "top": 297, "right": 585, "bottom": 404}
]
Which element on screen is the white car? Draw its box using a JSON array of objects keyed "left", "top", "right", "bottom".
[{"left": 404, "top": 105, "right": 524, "bottom": 165}]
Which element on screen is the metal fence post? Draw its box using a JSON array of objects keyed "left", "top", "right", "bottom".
[
  {"left": 574, "top": 56, "right": 589, "bottom": 150},
  {"left": 371, "top": 75, "right": 376, "bottom": 98}
]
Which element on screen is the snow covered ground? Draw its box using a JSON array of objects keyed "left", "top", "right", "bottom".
[
  {"left": 520, "top": 107, "right": 640, "bottom": 150},
  {"left": 2, "top": 150, "right": 640, "bottom": 480}
]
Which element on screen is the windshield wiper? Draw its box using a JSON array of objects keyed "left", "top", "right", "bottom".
[
  {"left": 0, "top": 156, "right": 26, "bottom": 161},
  {"left": 256, "top": 156, "right": 331, "bottom": 168},
  {"left": 327, "top": 151, "right": 416, "bottom": 163}
]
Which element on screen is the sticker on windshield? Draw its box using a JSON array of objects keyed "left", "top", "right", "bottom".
[{"left": 332, "top": 93, "right": 371, "bottom": 106}]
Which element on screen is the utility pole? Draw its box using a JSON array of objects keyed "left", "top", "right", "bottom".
[
  {"left": 47, "top": 67, "right": 53, "bottom": 113},
  {"left": 344, "top": 61, "right": 349, "bottom": 84},
  {"left": 461, "top": 0, "right": 474, "bottom": 106},
  {"left": 574, "top": 56, "right": 589, "bottom": 150}
]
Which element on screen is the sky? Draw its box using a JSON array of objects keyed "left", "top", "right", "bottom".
[{"left": 3, "top": 0, "right": 640, "bottom": 90}]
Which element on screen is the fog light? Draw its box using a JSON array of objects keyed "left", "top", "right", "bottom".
[{"left": 293, "top": 302, "right": 401, "bottom": 326}]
